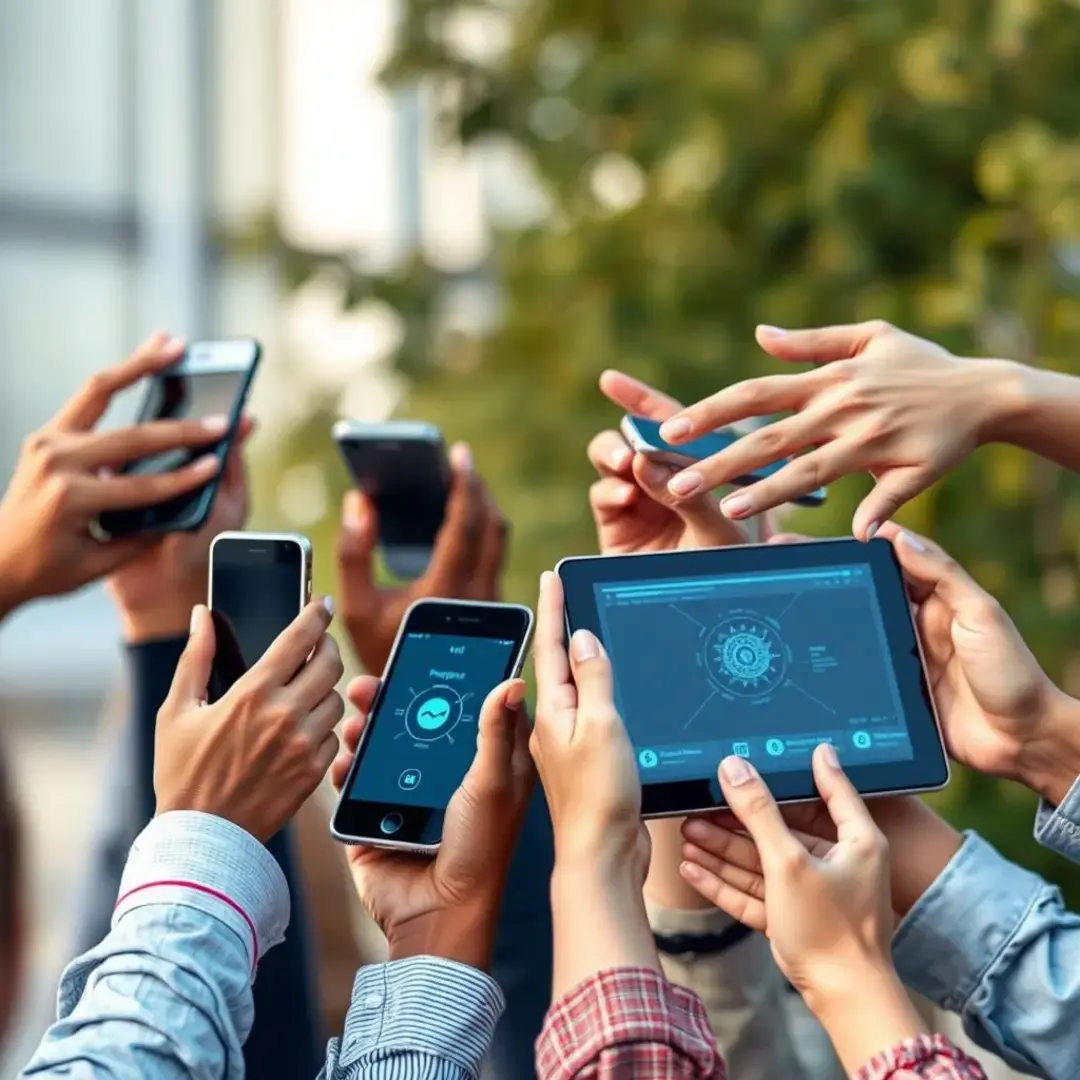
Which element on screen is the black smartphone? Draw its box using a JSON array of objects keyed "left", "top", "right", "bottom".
[
  {"left": 330, "top": 599, "right": 534, "bottom": 852},
  {"left": 207, "top": 531, "right": 312, "bottom": 702},
  {"left": 332, "top": 420, "right": 450, "bottom": 580},
  {"left": 93, "top": 339, "right": 261, "bottom": 539},
  {"left": 620, "top": 415, "right": 827, "bottom": 507}
]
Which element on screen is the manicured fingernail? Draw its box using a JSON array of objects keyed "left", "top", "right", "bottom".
[
  {"left": 540, "top": 570, "right": 555, "bottom": 593},
  {"left": 668, "top": 470, "right": 703, "bottom": 497},
  {"left": 899, "top": 529, "right": 926, "bottom": 552},
  {"left": 201, "top": 414, "right": 229, "bottom": 433},
  {"left": 865, "top": 522, "right": 880, "bottom": 542},
  {"left": 322, "top": 596, "right": 335, "bottom": 617},
  {"left": 450, "top": 442, "right": 473, "bottom": 474},
  {"left": 721, "top": 755, "right": 755, "bottom": 786},
  {"left": 721, "top": 492, "right": 752, "bottom": 518},
  {"left": 506, "top": 681, "right": 527, "bottom": 710},
  {"left": 820, "top": 742, "right": 839, "bottom": 768},
  {"left": 189, "top": 604, "right": 204, "bottom": 636},
  {"left": 679, "top": 861, "right": 703, "bottom": 880},
  {"left": 570, "top": 629, "right": 600, "bottom": 662},
  {"left": 758, "top": 324, "right": 787, "bottom": 338},
  {"left": 193, "top": 453, "right": 221, "bottom": 474},
  {"left": 660, "top": 417, "right": 692, "bottom": 441}
]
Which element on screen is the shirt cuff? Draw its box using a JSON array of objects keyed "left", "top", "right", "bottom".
[
  {"left": 1034, "top": 772, "right": 1080, "bottom": 860},
  {"left": 892, "top": 831, "right": 1047, "bottom": 1013},
  {"left": 335, "top": 956, "right": 504, "bottom": 1076},
  {"left": 536, "top": 966, "right": 722, "bottom": 1079},
  {"left": 115, "top": 811, "right": 289, "bottom": 981},
  {"left": 856, "top": 1034, "right": 986, "bottom": 1080}
]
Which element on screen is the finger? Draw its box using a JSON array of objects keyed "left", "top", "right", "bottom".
[
  {"left": 682, "top": 818, "right": 763, "bottom": 874},
  {"left": 589, "top": 477, "right": 638, "bottom": 520},
  {"left": 599, "top": 370, "right": 682, "bottom": 421},
  {"left": 755, "top": 321, "right": 883, "bottom": 364},
  {"left": 533, "top": 571, "right": 576, "bottom": 742},
  {"left": 288, "top": 633, "right": 345, "bottom": 716},
  {"left": 246, "top": 597, "right": 334, "bottom": 692},
  {"left": 852, "top": 466, "right": 936, "bottom": 542},
  {"left": 716, "top": 756, "right": 804, "bottom": 869},
  {"left": 811, "top": 744, "right": 876, "bottom": 845},
  {"left": 50, "top": 332, "right": 186, "bottom": 432},
  {"left": 677, "top": 861, "right": 767, "bottom": 931},
  {"left": 300, "top": 689, "right": 346, "bottom": 746},
  {"left": 83, "top": 453, "right": 221, "bottom": 511},
  {"left": 330, "top": 714, "right": 368, "bottom": 792},
  {"left": 426, "top": 443, "right": 483, "bottom": 591},
  {"left": 337, "top": 490, "right": 379, "bottom": 627},
  {"left": 567, "top": 629, "right": 615, "bottom": 721},
  {"left": 658, "top": 373, "right": 817, "bottom": 444},
  {"left": 681, "top": 841, "right": 766, "bottom": 902},
  {"left": 587, "top": 429, "right": 635, "bottom": 479},
  {"left": 346, "top": 674, "right": 380, "bottom": 716},
  {"left": 632, "top": 455, "right": 747, "bottom": 546},
  {"left": 767, "top": 531, "right": 814, "bottom": 545},
  {"left": 313, "top": 729, "right": 340, "bottom": 783},
  {"left": 465, "top": 678, "right": 528, "bottom": 790},
  {"left": 882, "top": 524, "right": 992, "bottom": 616},
  {"left": 69, "top": 416, "right": 231, "bottom": 471},
  {"left": 166, "top": 605, "right": 216, "bottom": 706},
  {"left": 472, "top": 488, "right": 507, "bottom": 599}
]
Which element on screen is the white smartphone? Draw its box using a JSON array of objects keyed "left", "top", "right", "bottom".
[
  {"left": 207, "top": 531, "right": 312, "bottom": 702},
  {"left": 332, "top": 420, "right": 450, "bottom": 580}
]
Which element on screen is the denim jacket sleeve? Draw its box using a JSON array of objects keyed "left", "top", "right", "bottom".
[
  {"left": 892, "top": 831, "right": 1080, "bottom": 1080},
  {"left": 1035, "top": 773, "right": 1080, "bottom": 864}
]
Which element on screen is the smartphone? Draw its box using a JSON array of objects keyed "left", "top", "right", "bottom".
[
  {"left": 93, "top": 339, "right": 261, "bottom": 539},
  {"left": 330, "top": 599, "right": 534, "bottom": 852},
  {"left": 332, "top": 420, "right": 450, "bottom": 581},
  {"left": 620, "top": 415, "right": 826, "bottom": 508},
  {"left": 207, "top": 531, "right": 312, "bottom": 702}
]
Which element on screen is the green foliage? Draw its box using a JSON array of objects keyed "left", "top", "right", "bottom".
[{"left": 264, "top": 1, "right": 1080, "bottom": 903}]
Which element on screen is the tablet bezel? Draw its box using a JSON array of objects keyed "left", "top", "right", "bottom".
[{"left": 557, "top": 538, "right": 949, "bottom": 816}]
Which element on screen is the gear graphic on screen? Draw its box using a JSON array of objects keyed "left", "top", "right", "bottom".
[{"left": 706, "top": 616, "right": 786, "bottom": 697}]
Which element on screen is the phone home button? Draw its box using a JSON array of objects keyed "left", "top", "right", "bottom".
[{"left": 379, "top": 812, "right": 404, "bottom": 836}]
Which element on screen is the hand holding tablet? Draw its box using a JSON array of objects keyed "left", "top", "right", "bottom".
[{"left": 558, "top": 537, "right": 948, "bottom": 815}]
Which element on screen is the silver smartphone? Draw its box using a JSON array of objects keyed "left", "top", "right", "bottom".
[
  {"left": 330, "top": 599, "right": 534, "bottom": 853},
  {"left": 332, "top": 420, "right": 450, "bottom": 580},
  {"left": 207, "top": 531, "right": 312, "bottom": 702}
]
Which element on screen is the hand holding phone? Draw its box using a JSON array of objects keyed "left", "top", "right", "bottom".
[
  {"left": 329, "top": 668, "right": 532, "bottom": 969},
  {"left": 0, "top": 332, "right": 231, "bottom": 618},
  {"left": 336, "top": 443, "right": 507, "bottom": 675}
]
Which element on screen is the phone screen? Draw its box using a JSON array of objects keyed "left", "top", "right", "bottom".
[{"left": 209, "top": 538, "right": 306, "bottom": 702}]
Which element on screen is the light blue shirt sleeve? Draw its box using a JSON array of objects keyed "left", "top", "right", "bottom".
[
  {"left": 892, "top": 831, "right": 1080, "bottom": 1080},
  {"left": 1035, "top": 773, "right": 1080, "bottom": 863}
]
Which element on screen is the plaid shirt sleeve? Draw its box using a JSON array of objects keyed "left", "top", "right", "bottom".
[
  {"left": 535, "top": 966, "right": 727, "bottom": 1079},
  {"left": 856, "top": 1033, "right": 988, "bottom": 1080}
]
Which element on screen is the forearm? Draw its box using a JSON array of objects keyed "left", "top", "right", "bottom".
[{"left": 645, "top": 817, "right": 716, "bottom": 910}]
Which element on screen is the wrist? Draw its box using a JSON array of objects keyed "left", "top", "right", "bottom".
[
  {"left": 1016, "top": 688, "right": 1080, "bottom": 806},
  {"left": 975, "top": 357, "right": 1044, "bottom": 447},
  {"left": 385, "top": 899, "right": 500, "bottom": 972}
]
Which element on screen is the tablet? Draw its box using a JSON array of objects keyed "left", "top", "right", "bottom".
[{"left": 558, "top": 538, "right": 948, "bottom": 816}]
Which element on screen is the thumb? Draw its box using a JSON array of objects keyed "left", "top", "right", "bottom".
[
  {"left": 717, "top": 755, "right": 804, "bottom": 870},
  {"left": 337, "top": 491, "right": 379, "bottom": 620},
  {"left": 755, "top": 321, "right": 881, "bottom": 364},
  {"left": 466, "top": 678, "right": 528, "bottom": 788},
  {"left": 883, "top": 525, "right": 985, "bottom": 611},
  {"left": 810, "top": 744, "right": 877, "bottom": 846},
  {"left": 168, "top": 605, "right": 216, "bottom": 705},
  {"left": 852, "top": 467, "right": 935, "bottom": 542},
  {"left": 632, "top": 455, "right": 748, "bottom": 546}
]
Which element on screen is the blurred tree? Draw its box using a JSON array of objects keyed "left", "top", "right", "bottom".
[{"left": 248, "top": 0, "right": 1080, "bottom": 902}]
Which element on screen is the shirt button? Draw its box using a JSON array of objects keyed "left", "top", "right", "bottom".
[{"left": 363, "top": 994, "right": 383, "bottom": 1009}]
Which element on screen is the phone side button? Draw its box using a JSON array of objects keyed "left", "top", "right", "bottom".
[{"left": 380, "top": 812, "right": 404, "bottom": 836}]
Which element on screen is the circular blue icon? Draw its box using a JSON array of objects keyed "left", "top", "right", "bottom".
[
  {"left": 417, "top": 696, "right": 452, "bottom": 731},
  {"left": 638, "top": 748, "right": 659, "bottom": 769},
  {"left": 765, "top": 738, "right": 785, "bottom": 757},
  {"left": 852, "top": 730, "right": 872, "bottom": 750}
]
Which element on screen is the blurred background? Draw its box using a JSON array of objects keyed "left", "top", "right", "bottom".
[{"left": 5, "top": 1, "right": 1080, "bottom": 1076}]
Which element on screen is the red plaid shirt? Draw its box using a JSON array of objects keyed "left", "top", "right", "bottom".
[{"left": 535, "top": 967, "right": 989, "bottom": 1080}]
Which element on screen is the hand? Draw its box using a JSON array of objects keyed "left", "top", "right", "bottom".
[
  {"left": 107, "top": 417, "right": 253, "bottom": 643},
  {"left": 329, "top": 674, "right": 533, "bottom": 971},
  {"left": 337, "top": 443, "right": 507, "bottom": 674},
  {"left": 657, "top": 321, "right": 1009, "bottom": 538},
  {"left": 589, "top": 371, "right": 751, "bottom": 554},
  {"left": 155, "top": 598, "right": 344, "bottom": 842},
  {"left": 0, "top": 332, "right": 228, "bottom": 618},
  {"left": 886, "top": 524, "right": 1080, "bottom": 804},
  {"left": 532, "top": 571, "right": 657, "bottom": 997},
  {"left": 680, "top": 747, "right": 926, "bottom": 1073}
]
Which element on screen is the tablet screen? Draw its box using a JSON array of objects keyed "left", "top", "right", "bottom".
[{"left": 593, "top": 562, "right": 914, "bottom": 782}]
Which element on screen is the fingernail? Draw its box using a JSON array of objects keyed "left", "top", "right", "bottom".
[
  {"left": 322, "top": 596, "right": 335, "bottom": 618},
  {"left": 540, "top": 570, "right": 555, "bottom": 592},
  {"left": 201, "top": 414, "right": 229, "bottom": 433},
  {"left": 721, "top": 492, "right": 752, "bottom": 518},
  {"left": 189, "top": 605, "right": 204, "bottom": 636},
  {"left": 611, "top": 446, "right": 631, "bottom": 470},
  {"left": 570, "top": 629, "right": 600, "bottom": 662},
  {"left": 820, "top": 742, "right": 840, "bottom": 768},
  {"left": 450, "top": 442, "right": 473, "bottom": 474},
  {"left": 165, "top": 336, "right": 187, "bottom": 352},
  {"left": 865, "top": 522, "right": 880, "bottom": 542},
  {"left": 679, "top": 861, "right": 702, "bottom": 880},
  {"left": 193, "top": 453, "right": 221, "bottom": 474},
  {"left": 659, "top": 417, "right": 692, "bottom": 441},
  {"left": 641, "top": 462, "right": 673, "bottom": 486},
  {"left": 758, "top": 324, "right": 787, "bottom": 338},
  {"left": 668, "top": 470, "right": 703, "bottom": 497},
  {"left": 344, "top": 494, "right": 365, "bottom": 533},
  {"left": 506, "top": 681, "right": 527, "bottom": 710},
  {"left": 899, "top": 529, "right": 926, "bottom": 552},
  {"left": 721, "top": 755, "right": 754, "bottom": 786}
]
